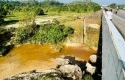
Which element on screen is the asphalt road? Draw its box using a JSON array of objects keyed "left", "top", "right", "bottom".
[
  {"left": 112, "top": 13, "right": 125, "bottom": 39},
  {"left": 116, "top": 10, "right": 125, "bottom": 19}
]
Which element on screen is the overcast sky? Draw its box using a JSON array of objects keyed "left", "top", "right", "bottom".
[{"left": 39, "top": 0, "right": 125, "bottom": 5}]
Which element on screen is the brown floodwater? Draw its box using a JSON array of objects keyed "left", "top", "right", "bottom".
[{"left": 0, "top": 44, "right": 95, "bottom": 79}]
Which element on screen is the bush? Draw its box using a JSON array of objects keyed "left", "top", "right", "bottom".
[
  {"left": 83, "top": 73, "right": 93, "bottom": 80},
  {"left": 15, "top": 26, "right": 35, "bottom": 44},
  {"left": 35, "top": 7, "right": 44, "bottom": 15},
  {"left": 15, "top": 23, "right": 74, "bottom": 45},
  {"left": 0, "top": 7, "right": 7, "bottom": 25},
  {"left": 0, "top": 46, "right": 6, "bottom": 55},
  {"left": 63, "top": 27, "right": 74, "bottom": 35},
  {"left": 15, "top": 27, "right": 28, "bottom": 44},
  {"left": 34, "top": 24, "right": 74, "bottom": 44},
  {"left": 0, "top": 45, "right": 14, "bottom": 56}
]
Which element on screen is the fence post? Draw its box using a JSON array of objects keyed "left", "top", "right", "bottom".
[{"left": 83, "top": 17, "right": 87, "bottom": 44}]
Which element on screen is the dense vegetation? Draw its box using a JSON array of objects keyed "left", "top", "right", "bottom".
[
  {"left": 109, "top": 3, "right": 125, "bottom": 9},
  {"left": 0, "top": 7, "right": 7, "bottom": 25},
  {"left": 39, "top": 1, "right": 101, "bottom": 13},
  {"left": 15, "top": 23, "right": 74, "bottom": 44},
  {"left": 0, "top": 0, "right": 101, "bottom": 16},
  {"left": 109, "top": 3, "right": 118, "bottom": 9},
  {"left": 0, "top": 0, "right": 101, "bottom": 25}
]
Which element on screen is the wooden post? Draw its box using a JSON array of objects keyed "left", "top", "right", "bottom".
[{"left": 83, "top": 17, "right": 87, "bottom": 44}]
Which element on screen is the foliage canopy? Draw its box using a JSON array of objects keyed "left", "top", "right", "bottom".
[{"left": 109, "top": 3, "right": 117, "bottom": 9}]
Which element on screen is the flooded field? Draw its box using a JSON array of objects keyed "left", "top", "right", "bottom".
[{"left": 0, "top": 44, "right": 95, "bottom": 79}]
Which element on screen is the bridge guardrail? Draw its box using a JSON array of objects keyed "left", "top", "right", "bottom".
[{"left": 102, "top": 10, "right": 125, "bottom": 80}]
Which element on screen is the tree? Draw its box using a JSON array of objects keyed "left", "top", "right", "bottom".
[
  {"left": 13, "top": 6, "right": 36, "bottom": 27},
  {"left": 109, "top": 3, "right": 117, "bottom": 9},
  {"left": 90, "top": 2, "right": 101, "bottom": 12}
]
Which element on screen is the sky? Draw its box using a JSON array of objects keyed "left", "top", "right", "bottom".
[
  {"left": 39, "top": 0, "right": 125, "bottom": 5},
  {"left": 92, "top": 0, "right": 125, "bottom": 5}
]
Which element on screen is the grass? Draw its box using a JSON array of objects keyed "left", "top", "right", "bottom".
[
  {"left": 41, "top": 11, "right": 101, "bottom": 50},
  {"left": 0, "top": 15, "right": 19, "bottom": 27},
  {"left": 85, "top": 11, "right": 101, "bottom": 50},
  {"left": 1, "top": 10, "right": 101, "bottom": 51},
  {"left": 4, "top": 15, "right": 18, "bottom": 21},
  {"left": 62, "top": 18, "right": 83, "bottom": 44},
  {"left": 86, "top": 27, "right": 100, "bottom": 50},
  {"left": 36, "top": 12, "right": 87, "bottom": 45},
  {"left": 58, "top": 11, "right": 101, "bottom": 50}
]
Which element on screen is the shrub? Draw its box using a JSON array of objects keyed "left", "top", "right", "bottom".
[
  {"left": 83, "top": 73, "right": 93, "bottom": 80},
  {"left": 35, "top": 7, "right": 44, "bottom": 15},
  {"left": 15, "top": 27, "right": 28, "bottom": 44},
  {"left": 15, "top": 23, "right": 74, "bottom": 45},
  {"left": 0, "top": 7, "right": 7, "bottom": 25},
  {"left": 34, "top": 24, "right": 74, "bottom": 44},
  {"left": 63, "top": 27, "right": 74, "bottom": 35}
]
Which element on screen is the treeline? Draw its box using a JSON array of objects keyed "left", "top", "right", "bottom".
[
  {"left": 39, "top": 1, "right": 101, "bottom": 13},
  {"left": 109, "top": 3, "right": 125, "bottom": 9},
  {"left": 0, "top": 0, "right": 101, "bottom": 25},
  {"left": 0, "top": 0, "right": 101, "bottom": 13}
]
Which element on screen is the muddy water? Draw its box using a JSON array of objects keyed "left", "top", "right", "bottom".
[{"left": 0, "top": 44, "right": 95, "bottom": 79}]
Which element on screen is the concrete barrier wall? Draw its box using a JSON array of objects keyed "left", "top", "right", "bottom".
[{"left": 102, "top": 11, "right": 125, "bottom": 80}]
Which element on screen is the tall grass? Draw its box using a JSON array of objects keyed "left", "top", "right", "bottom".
[{"left": 86, "top": 27, "right": 100, "bottom": 50}]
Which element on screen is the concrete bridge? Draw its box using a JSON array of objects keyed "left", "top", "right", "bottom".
[{"left": 102, "top": 10, "right": 125, "bottom": 80}]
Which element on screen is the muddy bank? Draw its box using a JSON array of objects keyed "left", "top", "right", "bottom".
[{"left": 0, "top": 44, "right": 95, "bottom": 79}]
